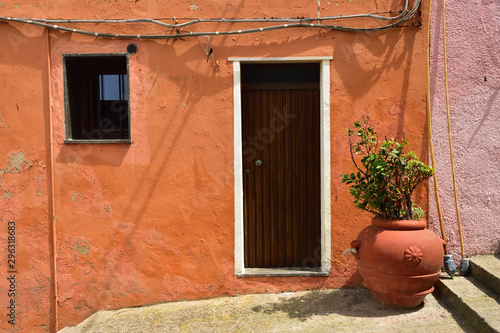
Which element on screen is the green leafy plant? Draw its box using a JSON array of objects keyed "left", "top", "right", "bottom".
[{"left": 341, "top": 117, "right": 434, "bottom": 220}]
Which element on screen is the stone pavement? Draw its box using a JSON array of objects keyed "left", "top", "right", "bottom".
[{"left": 59, "top": 287, "right": 475, "bottom": 333}]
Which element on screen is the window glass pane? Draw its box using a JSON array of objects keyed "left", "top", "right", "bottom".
[
  {"left": 121, "top": 74, "right": 128, "bottom": 100},
  {"left": 100, "top": 74, "right": 128, "bottom": 100}
]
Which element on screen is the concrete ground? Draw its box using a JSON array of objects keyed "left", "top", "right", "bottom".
[
  {"left": 59, "top": 287, "right": 475, "bottom": 333},
  {"left": 436, "top": 255, "right": 500, "bottom": 332}
]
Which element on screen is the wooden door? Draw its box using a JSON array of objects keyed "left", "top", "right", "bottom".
[{"left": 241, "top": 63, "right": 321, "bottom": 268}]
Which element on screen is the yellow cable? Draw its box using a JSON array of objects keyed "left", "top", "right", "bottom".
[
  {"left": 427, "top": 0, "right": 447, "bottom": 250},
  {"left": 442, "top": 0, "right": 465, "bottom": 259}
]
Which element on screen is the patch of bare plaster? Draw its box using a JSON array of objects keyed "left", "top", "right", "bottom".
[
  {"left": 1, "top": 151, "right": 25, "bottom": 174},
  {"left": 38, "top": 175, "right": 43, "bottom": 196},
  {"left": 71, "top": 191, "right": 91, "bottom": 204},
  {"left": 73, "top": 238, "right": 90, "bottom": 255},
  {"left": 189, "top": 0, "right": 199, "bottom": 10},
  {"left": 96, "top": 0, "right": 119, "bottom": 5},
  {"left": 0, "top": 153, "right": 28, "bottom": 199}
]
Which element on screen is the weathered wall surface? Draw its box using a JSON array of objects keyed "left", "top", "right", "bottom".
[
  {"left": 1, "top": 0, "right": 431, "bottom": 330},
  {"left": 0, "top": 24, "right": 53, "bottom": 332},
  {"left": 429, "top": 1, "right": 500, "bottom": 260}
]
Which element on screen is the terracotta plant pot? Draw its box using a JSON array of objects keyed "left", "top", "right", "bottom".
[{"left": 351, "top": 217, "right": 445, "bottom": 308}]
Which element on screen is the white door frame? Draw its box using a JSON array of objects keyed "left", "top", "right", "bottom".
[{"left": 230, "top": 57, "right": 332, "bottom": 276}]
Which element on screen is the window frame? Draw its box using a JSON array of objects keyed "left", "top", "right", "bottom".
[{"left": 63, "top": 53, "right": 132, "bottom": 144}]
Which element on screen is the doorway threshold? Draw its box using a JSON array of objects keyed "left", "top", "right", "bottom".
[{"left": 237, "top": 267, "right": 329, "bottom": 277}]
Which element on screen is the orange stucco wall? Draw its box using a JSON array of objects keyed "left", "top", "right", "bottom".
[
  {"left": 1, "top": 1, "right": 430, "bottom": 331},
  {"left": 0, "top": 23, "right": 53, "bottom": 331}
]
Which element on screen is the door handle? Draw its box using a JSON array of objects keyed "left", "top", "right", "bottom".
[{"left": 255, "top": 160, "right": 262, "bottom": 167}]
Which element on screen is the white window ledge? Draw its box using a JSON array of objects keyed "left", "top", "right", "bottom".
[{"left": 237, "top": 267, "right": 330, "bottom": 277}]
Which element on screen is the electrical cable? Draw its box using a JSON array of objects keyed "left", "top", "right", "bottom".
[
  {"left": 0, "top": 0, "right": 420, "bottom": 39},
  {"left": 1, "top": 2, "right": 410, "bottom": 27}
]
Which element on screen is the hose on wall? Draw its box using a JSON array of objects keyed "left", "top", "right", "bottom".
[
  {"left": 427, "top": 0, "right": 466, "bottom": 277},
  {"left": 441, "top": 0, "right": 465, "bottom": 260},
  {"left": 426, "top": 0, "right": 447, "bottom": 251},
  {"left": 45, "top": 28, "right": 59, "bottom": 332}
]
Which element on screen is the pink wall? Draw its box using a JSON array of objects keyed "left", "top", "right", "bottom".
[{"left": 429, "top": 0, "right": 500, "bottom": 258}]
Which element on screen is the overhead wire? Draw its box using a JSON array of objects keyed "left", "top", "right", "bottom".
[
  {"left": 1, "top": 2, "right": 410, "bottom": 27},
  {"left": 0, "top": 0, "right": 420, "bottom": 39}
]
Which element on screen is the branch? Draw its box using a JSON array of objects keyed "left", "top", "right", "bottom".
[{"left": 349, "top": 141, "right": 368, "bottom": 178}]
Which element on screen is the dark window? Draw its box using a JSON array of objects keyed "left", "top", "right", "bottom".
[{"left": 64, "top": 55, "right": 130, "bottom": 142}]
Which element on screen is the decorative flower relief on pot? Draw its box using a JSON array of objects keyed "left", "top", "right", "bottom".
[{"left": 403, "top": 246, "right": 423, "bottom": 265}]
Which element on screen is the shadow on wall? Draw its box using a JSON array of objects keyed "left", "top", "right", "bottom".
[
  {"left": 332, "top": 27, "right": 427, "bottom": 209},
  {"left": 122, "top": 26, "right": 420, "bottom": 224},
  {"left": 116, "top": 32, "right": 335, "bottom": 235},
  {"left": 467, "top": 88, "right": 499, "bottom": 147},
  {"left": 333, "top": 28, "right": 419, "bottom": 137}
]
